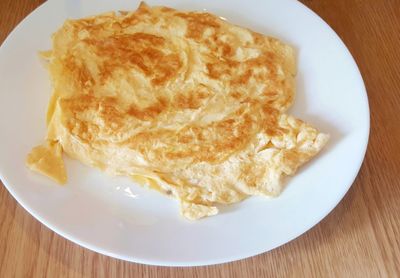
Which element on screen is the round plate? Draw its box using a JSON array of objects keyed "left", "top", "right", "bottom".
[{"left": 0, "top": 0, "right": 369, "bottom": 266}]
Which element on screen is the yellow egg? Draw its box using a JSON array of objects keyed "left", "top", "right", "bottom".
[{"left": 27, "top": 2, "right": 329, "bottom": 220}]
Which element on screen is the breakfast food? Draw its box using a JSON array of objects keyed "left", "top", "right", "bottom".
[{"left": 26, "top": 2, "right": 329, "bottom": 220}]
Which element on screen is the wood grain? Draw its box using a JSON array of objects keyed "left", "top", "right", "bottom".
[{"left": 1, "top": 0, "right": 399, "bottom": 277}]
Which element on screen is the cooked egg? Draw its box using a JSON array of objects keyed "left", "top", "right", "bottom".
[{"left": 27, "top": 2, "right": 329, "bottom": 220}]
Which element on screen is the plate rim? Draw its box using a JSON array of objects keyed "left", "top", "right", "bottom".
[{"left": 0, "top": 0, "right": 370, "bottom": 267}]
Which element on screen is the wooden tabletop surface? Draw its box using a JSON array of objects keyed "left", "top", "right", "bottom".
[{"left": 1, "top": 0, "right": 399, "bottom": 277}]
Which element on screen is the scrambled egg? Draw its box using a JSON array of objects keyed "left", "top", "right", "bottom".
[{"left": 26, "top": 2, "right": 329, "bottom": 220}]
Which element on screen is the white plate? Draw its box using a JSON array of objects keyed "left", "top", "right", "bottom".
[{"left": 0, "top": 0, "right": 369, "bottom": 266}]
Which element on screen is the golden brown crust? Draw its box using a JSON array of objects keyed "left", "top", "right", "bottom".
[{"left": 29, "top": 2, "right": 328, "bottom": 220}]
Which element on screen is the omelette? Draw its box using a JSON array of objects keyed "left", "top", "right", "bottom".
[{"left": 27, "top": 2, "right": 329, "bottom": 220}]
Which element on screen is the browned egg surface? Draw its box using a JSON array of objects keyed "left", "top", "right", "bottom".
[{"left": 27, "top": 2, "right": 329, "bottom": 220}]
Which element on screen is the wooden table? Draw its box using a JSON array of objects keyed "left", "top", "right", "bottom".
[{"left": 1, "top": 0, "right": 399, "bottom": 277}]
